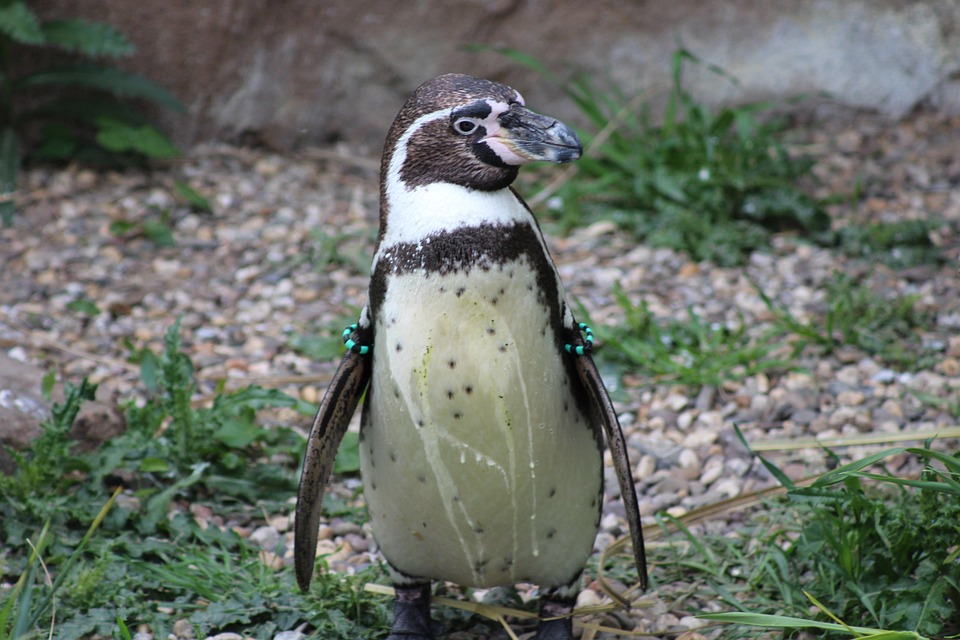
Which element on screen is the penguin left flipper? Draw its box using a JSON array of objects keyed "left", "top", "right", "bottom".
[
  {"left": 294, "top": 338, "right": 372, "bottom": 592},
  {"left": 566, "top": 324, "right": 649, "bottom": 592}
]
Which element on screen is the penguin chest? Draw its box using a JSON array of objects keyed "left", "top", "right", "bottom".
[{"left": 360, "top": 257, "right": 602, "bottom": 588}]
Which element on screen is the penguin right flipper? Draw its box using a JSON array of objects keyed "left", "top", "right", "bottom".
[{"left": 294, "top": 339, "right": 371, "bottom": 592}]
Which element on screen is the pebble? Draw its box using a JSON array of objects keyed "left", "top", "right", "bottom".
[{"left": 249, "top": 525, "right": 281, "bottom": 551}]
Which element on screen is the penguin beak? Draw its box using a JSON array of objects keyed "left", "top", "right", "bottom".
[{"left": 486, "top": 105, "right": 582, "bottom": 165}]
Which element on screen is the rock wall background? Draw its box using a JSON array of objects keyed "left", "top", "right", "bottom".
[{"left": 26, "top": 0, "right": 960, "bottom": 151}]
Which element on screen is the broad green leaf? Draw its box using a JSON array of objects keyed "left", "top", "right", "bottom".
[
  {"left": 40, "top": 19, "right": 134, "bottom": 58},
  {"left": 40, "top": 371, "right": 56, "bottom": 400},
  {"left": 17, "top": 64, "right": 184, "bottom": 111},
  {"left": 95, "top": 119, "right": 179, "bottom": 158},
  {"left": 30, "top": 122, "right": 79, "bottom": 161},
  {"left": 139, "top": 351, "right": 159, "bottom": 391},
  {"left": 334, "top": 431, "right": 361, "bottom": 474},
  {"left": 140, "top": 218, "right": 175, "bottom": 247},
  {"left": 173, "top": 181, "right": 212, "bottom": 213},
  {"left": 67, "top": 297, "right": 101, "bottom": 316},
  {"left": 139, "top": 457, "right": 171, "bottom": 473},
  {"left": 214, "top": 418, "right": 261, "bottom": 449},
  {"left": 0, "top": 1, "right": 44, "bottom": 44}
]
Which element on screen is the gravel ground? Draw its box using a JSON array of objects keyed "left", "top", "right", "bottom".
[{"left": 2, "top": 110, "right": 960, "bottom": 639}]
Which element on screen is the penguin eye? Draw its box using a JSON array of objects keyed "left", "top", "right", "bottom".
[{"left": 453, "top": 118, "right": 480, "bottom": 135}]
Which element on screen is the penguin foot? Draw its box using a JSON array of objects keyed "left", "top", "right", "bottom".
[
  {"left": 386, "top": 583, "right": 434, "bottom": 640},
  {"left": 534, "top": 599, "right": 574, "bottom": 640}
]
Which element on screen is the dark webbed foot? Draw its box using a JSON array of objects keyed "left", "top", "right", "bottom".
[
  {"left": 534, "top": 597, "right": 575, "bottom": 640},
  {"left": 386, "top": 583, "right": 434, "bottom": 640}
]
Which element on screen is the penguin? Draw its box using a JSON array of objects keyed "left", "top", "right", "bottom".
[{"left": 295, "top": 73, "right": 646, "bottom": 640}]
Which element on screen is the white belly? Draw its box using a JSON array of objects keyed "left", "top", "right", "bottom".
[{"left": 360, "top": 258, "right": 602, "bottom": 588}]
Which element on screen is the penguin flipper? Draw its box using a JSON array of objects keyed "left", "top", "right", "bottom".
[
  {"left": 294, "top": 347, "right": 371, "bottom": 592},
  {"left": 568, "top": 330, "right": 648, "bottom": 592}
]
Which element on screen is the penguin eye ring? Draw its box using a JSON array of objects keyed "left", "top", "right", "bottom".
[{"left": 453, "top": 118, "right": 480, "bottom": 135}]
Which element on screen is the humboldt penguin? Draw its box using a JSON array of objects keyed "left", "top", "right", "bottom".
[{"left": 295, "top": 73, "right": 646, "bottom": 640}]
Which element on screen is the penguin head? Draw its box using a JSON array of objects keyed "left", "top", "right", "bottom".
[{"left": 382, "top": 74, "right": 582, "bottom": 194}]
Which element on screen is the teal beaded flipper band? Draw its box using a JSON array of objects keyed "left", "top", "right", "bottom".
[
  {"left": 564, "top": 322, "right": 594, "bottom": 356},
  {"left": 342, "top": 323, "right": 371, "bottom": 355}
]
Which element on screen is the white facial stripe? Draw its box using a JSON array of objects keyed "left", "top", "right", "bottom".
[{"left": 387, "top": 106, "right": 455, "bottom": 196}]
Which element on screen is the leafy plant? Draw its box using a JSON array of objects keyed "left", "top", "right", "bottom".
[
  {"left": 504, "top": 47, "right": 830, "bottom": 265},
  {"left": 0, "top": 319, "right": 384, "bottom": 638},
  {"left": 691, "top": 435, "right": 960, "bottom": 638},
  {"left": 0, "top": 378, "right": 97, "bottom": 523},
  {"left": 0, "top": 1, "right": 183, "bottom": 224}
]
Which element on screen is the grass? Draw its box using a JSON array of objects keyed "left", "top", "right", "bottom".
[
  {"left": 585, "top": 265, "right": 938, "bottom": 392},
  {"left": 760, "top": 270, "right": 940, "bottom": 371},
  {"left": 0, "top": 319, "right": 390, "bottom": 639},
  {"left": 641, "top": 441, "right": 960, "bottom": 639},
  {"left": 594, "top": 285, "right": 792, "bottom": 388}
]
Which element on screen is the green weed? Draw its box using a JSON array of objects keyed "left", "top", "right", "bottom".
[
  {"left": 595, "top": 285, "right": 791, "bottom": 388},
  {"left": 0, "top": 320, "right": 356, "bottom": 638},
  {"left": 672, "top": 437, "right": 960, "bottom": 638},
  {"left": 836, "top": 219, "right": 943, "bottom": 269},
  {"left": 760, "top": 271, "right": 939, "bottom": 370}
]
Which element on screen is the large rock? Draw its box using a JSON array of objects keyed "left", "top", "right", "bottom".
[
  {"left": 25, "top": 0, "right": 960, "bottom": 150},
  {"left": 0, "top": 352, "right": 125, "bottom": 474}
]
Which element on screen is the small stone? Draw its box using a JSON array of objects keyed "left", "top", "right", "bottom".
[
  {"left": 699, "top": 457, "right": 724, "bottom": 486},
  {"left": 712, "top": 477, "right": 741, "bottom": 498},
  {"left": 268, "top": 514, "right": 291, "bottom": 532},
  {"left": 250, "top": 525, "right": 281, "bottom": 551},
  {"left": 683, "top": 428, "right": 718, "bottom": 448},
  {"left": 665, "top": 506, "right": 688, "bottom": 518},
  {"left": 273, "top": 628, "right": 309, "bottom": 640},
  {"left": 790, "top": 409, "right": 819, "bottom": 425},
  {"left": 665, "top": 393, "right": 689, "bottom": 412},
  {"left": 170, "top": 620, "right": 195, "bottom": 640},
  {"left": 837, "top": 390, "right": 866, "bottom": 406},
  {"left": 938, "top": 357, "right": 960, "bottom": 376},
  {"left": 635, "top": 454, "right": 656, "bottom": 480},
  {"left": 576, "top": 588, "right": 604, "bottom": 609},
  {"left": 317, "top": 524, "right": 334, "bottom": 540},
  {"left": 301, "top": 385, "right": 319, "bottom": 404},
  {"left": 331, "top": 521, "right": 362, "bottom": 536},
  {"left": 879, "top": 399, "right": 904, "bottom": 418},
  {"left": 344, "top": 532, "right": 369, "bottom": 552}
]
